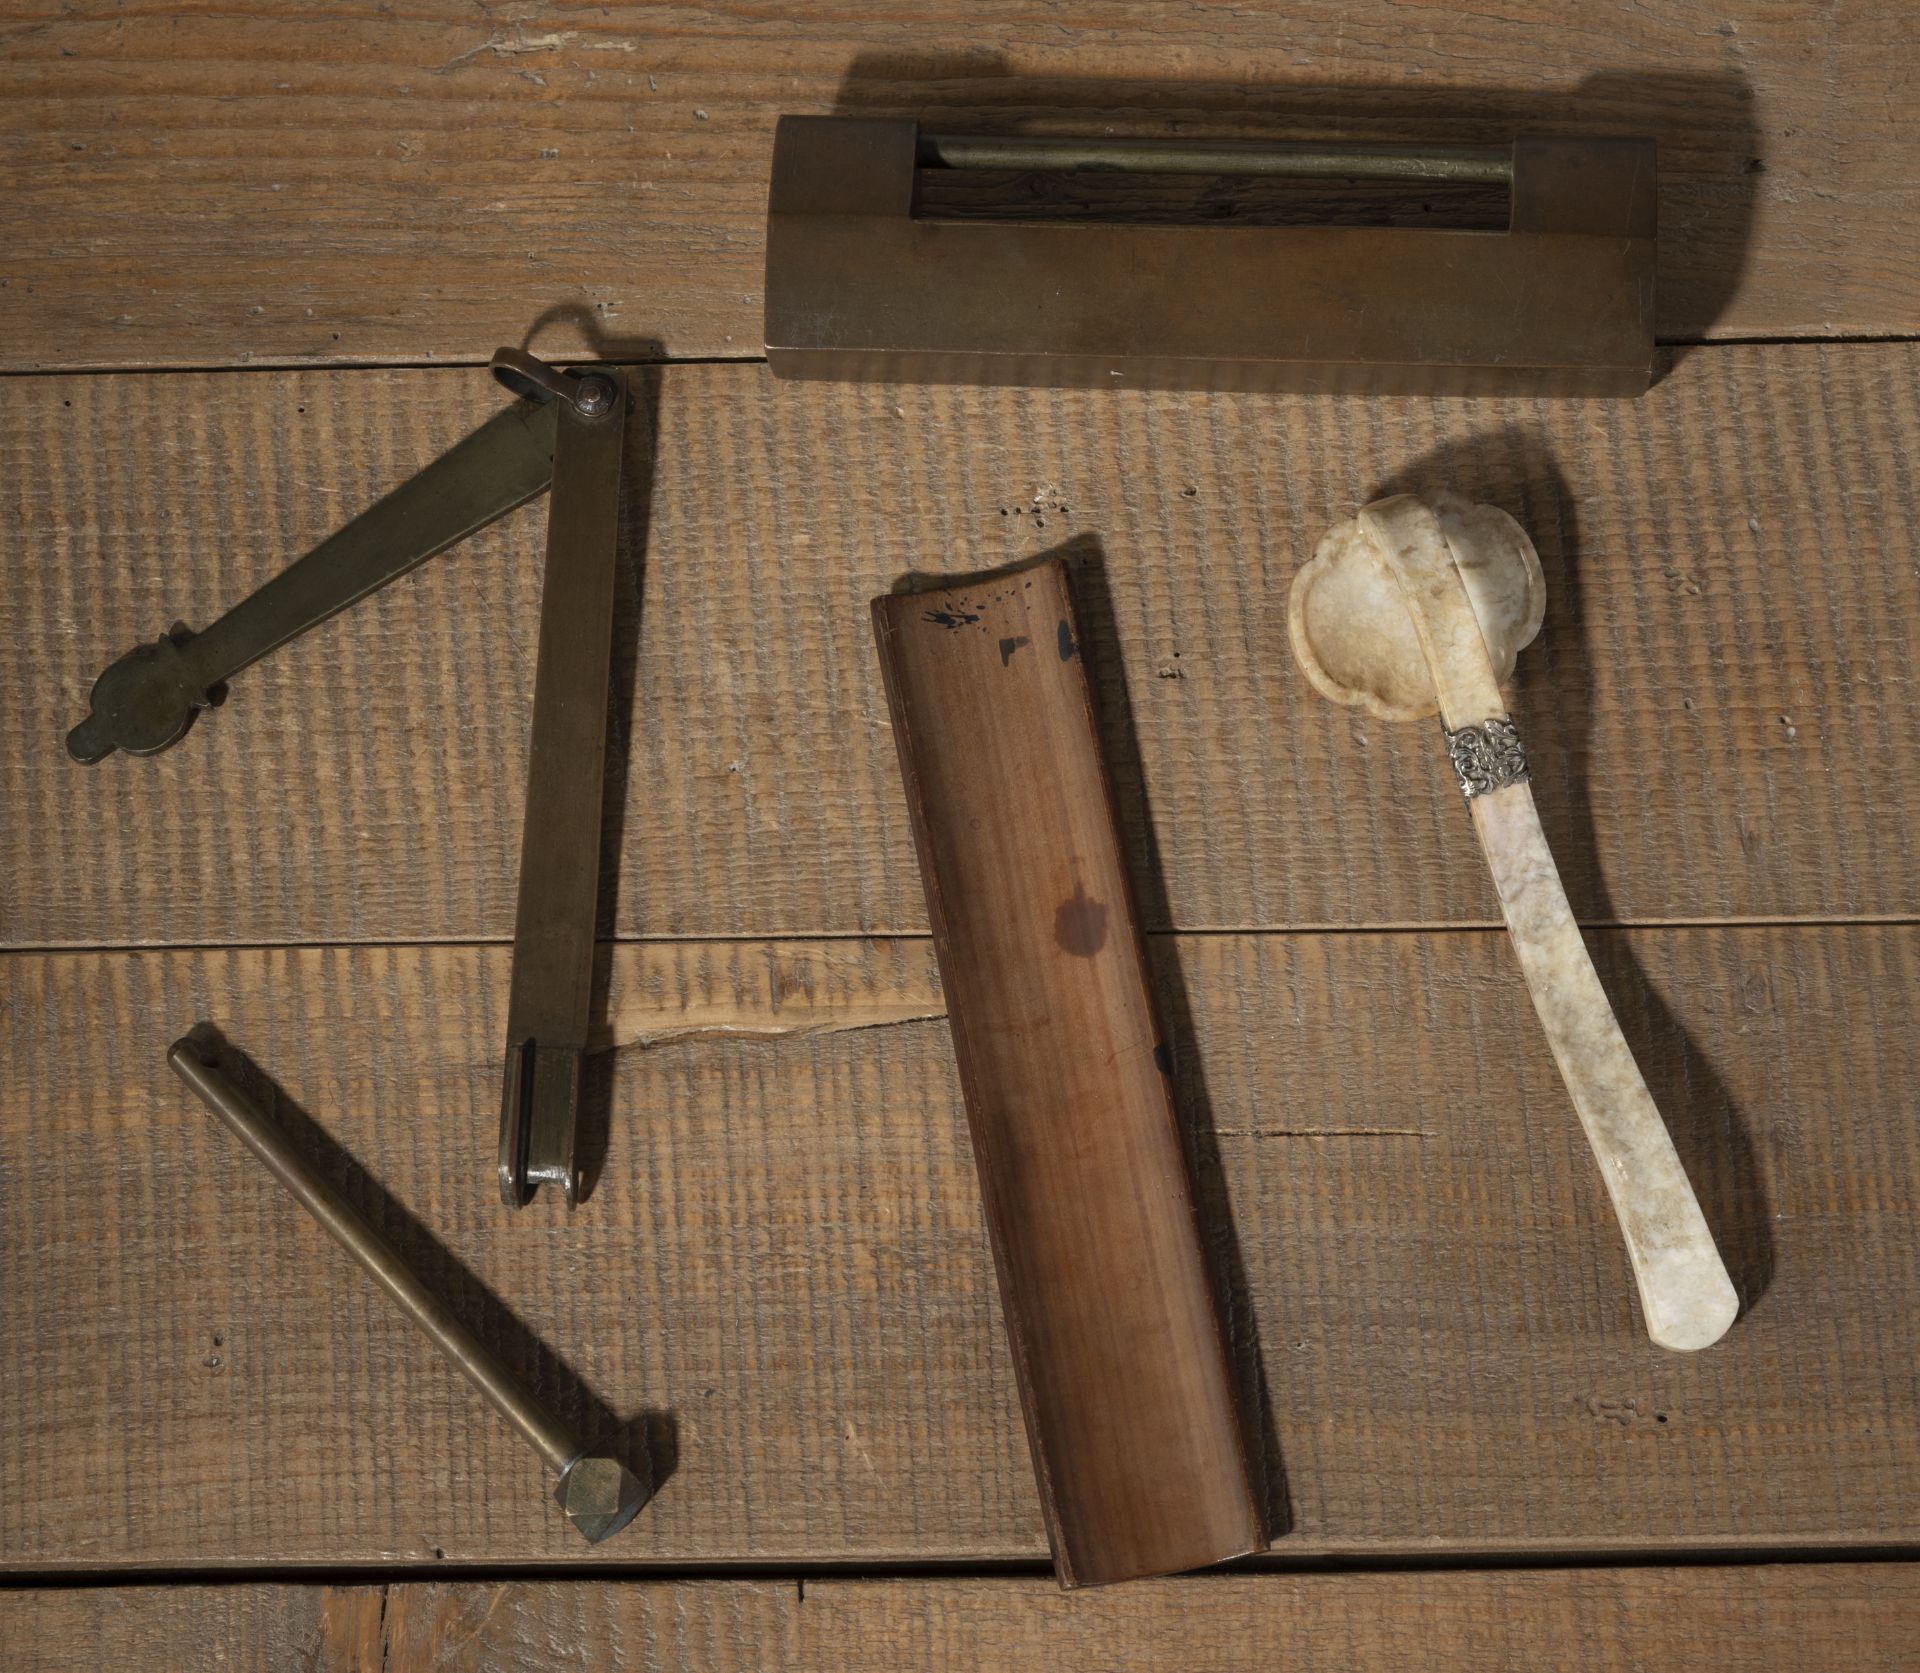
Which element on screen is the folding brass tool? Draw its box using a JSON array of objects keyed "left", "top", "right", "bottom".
[{"left": 70, "top": 348, "right": 630, "bottom": 1207}]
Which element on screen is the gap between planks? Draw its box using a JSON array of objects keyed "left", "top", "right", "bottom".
[
  {"left": 0, "top": 332, "right": 1918, "bottom": 385},
  {"left": 9, "top": 1542, "right": 1920, "bottom": 1588},
  {"left": 0, "top": 353, "right": 773, "bottom": 382},
  {"left": 10, "top": 914, "right": 1920, "bottom": 959}
]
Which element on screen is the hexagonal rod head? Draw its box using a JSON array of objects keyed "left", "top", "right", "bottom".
[{"left": 556, "top": 1453, "right": 650, "bottom": 1544}]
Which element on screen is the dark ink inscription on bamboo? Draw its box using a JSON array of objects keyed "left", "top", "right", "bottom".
[{"left": 873, "top": 558, "right": 1265, "bottom": 1587}]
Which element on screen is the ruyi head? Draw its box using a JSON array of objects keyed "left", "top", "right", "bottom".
[
  {"left": 65, "top": 625, "right": 217, "bottom": 763},
  {"left": 1287, "top": 490, "right": 1545, "bottom": 722}
]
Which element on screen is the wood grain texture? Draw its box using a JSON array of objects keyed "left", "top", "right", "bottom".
[
  {"left": 381, "top": 1579, "right": 794, "bottom": 1672},
  {"left": 0, "top": 1584, "right": 383, "bottom": 1673},
  {"left": 8, "top": 344, "right": 1918, "bottom": 950},
  {"left": 10, "top": 1569, "right": 1918, "bottom": 1671},
  {"left": 798, "top": 1570, "right": 1920, "bottom": 1670},
  {"left": 875, "top": 561, "right": 1262, "bottom": 1585},
  {"left": 1, "top": 0, "right": 1916, "bottom": 369},
  {"left": 2, "top": 924, "right": 1916, "bottom": 1566}
]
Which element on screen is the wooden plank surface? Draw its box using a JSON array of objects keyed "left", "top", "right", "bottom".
[
  {"left": 386, "top": 1569, "right": 1920, "bottom": 1670},
  {"left": 9, "top": 1568, "right": 1917, "bottom": 1671},
  {"left": 2, "top": 923, "right": 1915, "bottom": 1566},
  {"left": 0, "top": 1584, "right": 385, "bottom": 1673},
  {"left": 2, "top": 1, "right": 1917, "bottom": 371},
  {"left": 8, "top": 343, "right": 1917, "bottom": 950},
  {"left": 4, "top": 0, "right": 1915, "bottom": 1640}
]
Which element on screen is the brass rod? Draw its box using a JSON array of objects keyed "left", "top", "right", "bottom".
[
  {"left": 170, "top": 1037, "right": 651, "bottom": 1542},
  {"left": 915, "top": 133, "right": 1514, "bottom": 184},
  {"left": 168, "top": 1040, "right": 582, "bottom": 1476}
]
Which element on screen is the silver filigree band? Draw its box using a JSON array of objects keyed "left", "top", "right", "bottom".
[{"left": 1444, "top": 717, "right": 1530, "bottom": 798}]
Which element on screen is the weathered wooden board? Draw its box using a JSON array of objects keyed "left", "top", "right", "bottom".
[
  {"left": 4, "top": 0, "right": 1912, "bottom": 1637},
  {"left": 2, "top": 925, "right": 1914, "bottom": 1566},
  {"left": 8, "top": 344, "right": 1916, "bottom": 949},
  {"left": 0, "top": 1585, "right": 384, "bottom": 1673},
  {"left": 9, "top": 1568, "right": 1917, "bottom": 1671},
  {"left": 386, "top": 1568, "right": 1920, "bottom": 1671},
  {"left": 2, "top": 0, "right": 1917, "bottom": 370}
]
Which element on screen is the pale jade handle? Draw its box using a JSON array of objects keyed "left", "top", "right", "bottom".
[
  {"left": 1365, "top": 498, "right": 1738, "bottom": 1351},
  {"left": 1471, "top": 783, "right": 1737, "bottom": 1349}
]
